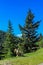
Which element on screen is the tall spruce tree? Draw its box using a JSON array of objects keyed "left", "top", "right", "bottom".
[
  {"left": 3, "top": 20, "right": 15, "bottom": 57},
  {"left": 19, "top": 10, "right": 40, "bottom": 52}
]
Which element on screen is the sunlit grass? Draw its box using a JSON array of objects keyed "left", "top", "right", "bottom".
[{"left": 0, "top": 48, "right": 43, "bottom": 65}]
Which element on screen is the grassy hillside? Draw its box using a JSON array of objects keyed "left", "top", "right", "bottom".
[{"left": 0, "top": 48, "right": 43, "bottom": 65}]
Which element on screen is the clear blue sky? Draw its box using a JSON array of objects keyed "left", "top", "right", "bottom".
[{"left": 0, "top": 0, "right": 43, "bottom": 35}]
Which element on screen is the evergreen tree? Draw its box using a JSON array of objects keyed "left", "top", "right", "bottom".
[
  {"left": 19, "top": 10, "right": 40, "bottom": 52},
  {"left": 0, "top": 45, "right": 4, "bottom": 60},
  {"left": 39, "top": 33, "right": 43, "bottom": 48},
  {"left": 0, "top": 30, "right": 6, "bottom": 59},
  {"left": 3, "top": 20, "right": 16, "bottom": 57}
]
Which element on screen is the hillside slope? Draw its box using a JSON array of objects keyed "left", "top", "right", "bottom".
[{"left": 0, "top": 48, "right": 43, "bottom": 65}]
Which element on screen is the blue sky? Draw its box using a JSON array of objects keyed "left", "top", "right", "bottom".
[{"left": 0, "top": 0, "right": 43, "bottom": 35}]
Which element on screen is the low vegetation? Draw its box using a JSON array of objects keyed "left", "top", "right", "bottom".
[{"left": 0, "top": 48, "right": 43, "bottom": 65}]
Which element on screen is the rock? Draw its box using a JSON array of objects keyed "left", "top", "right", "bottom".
[{"left": 38, "top": 63, "right": 43, "bottom": 65}]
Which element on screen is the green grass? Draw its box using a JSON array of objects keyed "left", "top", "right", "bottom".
[{"left": 0, "top": 48, "right": 43, "bottom": 65}]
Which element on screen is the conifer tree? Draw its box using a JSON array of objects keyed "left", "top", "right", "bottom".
[
  {"left": 3, "top": 20, "right": 15, "bottom": 57},
  {"left": 39, "top": 34, "right": 43, "bottom": 47},
  {"left": 0, "top": 31, "right": 6, "bottom": 59},
  {"left": 19, "top": 10, "right": 40, "bottom": 52},
  {"left": 0, "top": 45, "right": 4, "bottom": 59}
]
